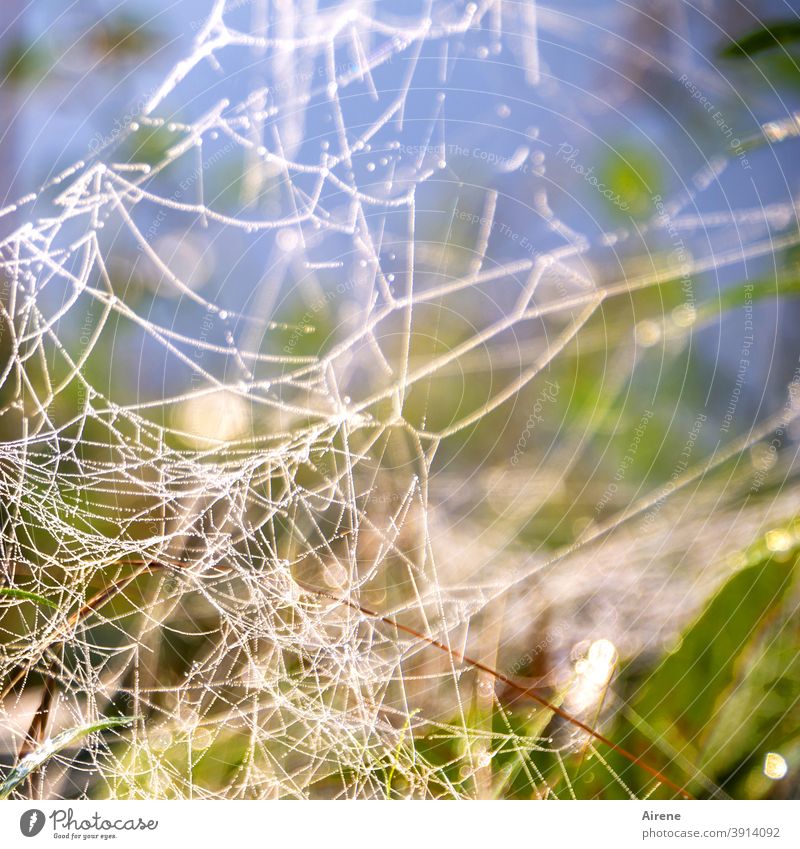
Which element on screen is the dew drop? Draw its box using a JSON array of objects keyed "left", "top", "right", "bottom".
[{"left": 276, "top": 228, "right": 300, "bottom": 252}]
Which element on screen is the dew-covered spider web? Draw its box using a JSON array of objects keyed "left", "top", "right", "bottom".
[{"left": 1, "top": 0, "right": 800, "bottom": 800}]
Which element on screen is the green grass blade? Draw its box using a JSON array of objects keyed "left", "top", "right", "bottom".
[
  {"left": 0, "top": 716, "right": 137, "bottom": 799},
  {"left": 0, "top": 587, "right": 58, "bottom": 609}
]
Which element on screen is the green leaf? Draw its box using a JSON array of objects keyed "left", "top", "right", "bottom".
[
  {"left": 0, "top": 587, "right": 58, "bottom": 609},
  {"left": 632, "top": 550, "right": 796, "bottom": 755},
  {"left": 0, "top": 716, "right": 137, "bottom": 799}
]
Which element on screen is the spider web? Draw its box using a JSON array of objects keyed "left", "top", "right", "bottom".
[{"left": 1, "top": 0, "right": 799, "bottom": 799}]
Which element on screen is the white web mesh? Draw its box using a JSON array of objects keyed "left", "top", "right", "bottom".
[{"left": 1, "top": 0, "right": 799, "bottom": 799}]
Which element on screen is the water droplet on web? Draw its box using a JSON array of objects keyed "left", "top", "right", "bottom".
[
  {"left": 192, "top": 727, "right": 213, "bottom": 750},
  {"left": 149, "top": 729, "right": 172, "bottom": 753}
]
